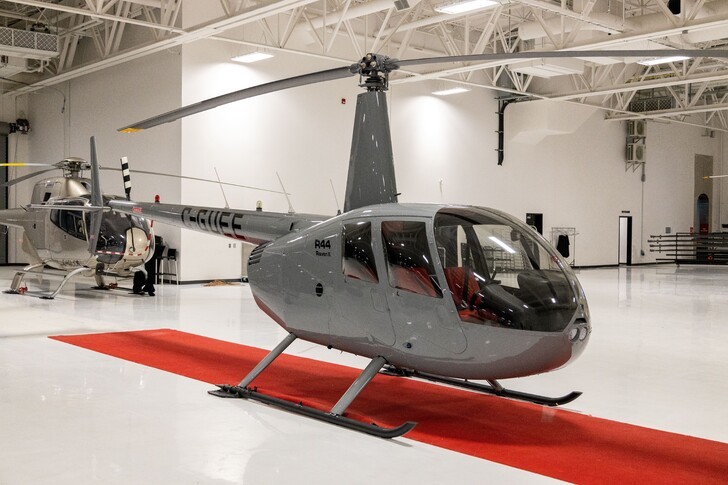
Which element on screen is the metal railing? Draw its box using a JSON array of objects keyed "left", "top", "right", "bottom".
[{"left": 648, "top": 232, "right": 728, "bottom": 264}]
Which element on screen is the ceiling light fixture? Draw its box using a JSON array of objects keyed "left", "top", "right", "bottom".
[
  {"left": 231, "top": 51, "right": 274, "bottom": 63},
  {"left": 432, "top": 87, "right": 470, "bottom": 96},
  {"left": 433, "top": 0, "right": 498, "bottom": 14},
  {"left": 637, "top": 55, "right": 689, "bottom": 66}
]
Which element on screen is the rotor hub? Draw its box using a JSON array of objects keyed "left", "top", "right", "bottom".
[
  {"left": 56, "top": 157, "right": 90, "bottom": 178},
  {"left": 351, "top": 53, "right": 400, "bottom": 91}
]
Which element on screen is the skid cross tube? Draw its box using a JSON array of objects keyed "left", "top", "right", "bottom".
[
  {"left": 209, "top": 338, "right": 416, "bottom": 438},
  {"left": 331, "top": 356, "right": 386, "bottom": 416},
  {"left": 239, "top": 332, "right": 297, "bottom": 388}
]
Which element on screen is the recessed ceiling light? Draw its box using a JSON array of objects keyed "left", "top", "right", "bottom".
[
  {"left": 637, "top": 55, "right": 689, "bottom": 66},
  {"left": 432, "top": 87, "right": 470, "bottom": 96},
  {"left": 434, "top": 0, "right": 498, "bottom": 14},
  {"left": 231, "top": 52, "right": 274, "bottom": 63}
]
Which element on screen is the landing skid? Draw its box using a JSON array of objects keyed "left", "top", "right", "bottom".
[
  {"left": 4, "top": 265, "right": 88, "bottom": 300},
  {"left": 381, "top": 365, "right": 581, "bottom": 407},
  {"left": 208, "top": 333, "right": 416, "bottom": 439},
  {"left": 209, "top": 384, "right": 416, "bottom": 439}
]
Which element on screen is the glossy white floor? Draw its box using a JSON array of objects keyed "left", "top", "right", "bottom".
[{"left": 1, "top": 264, "right": 727, "bottom": 484}]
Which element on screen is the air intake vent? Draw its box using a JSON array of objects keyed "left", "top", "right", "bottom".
[
  {"left": 393, "top": 0, "right": 411, "bottom": 11},
  {"left": 629, "top": 97, "right": 674, "bottom": 113},
  {"left": 248, "top": 242, "right": 271, "bottom": 266},
  {"left": 0, "top": 27, "right": 58, "bottom": 60}
]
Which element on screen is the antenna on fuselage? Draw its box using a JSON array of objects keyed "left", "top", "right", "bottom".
[
  {"left": 330, "top": 179, "right": 341, "bottom": 215},
  {"left": 276, "top": 172, "right": 295, "bottom": 215},
  {"left": 214, "top": 167, "right": 230, "bottom": 209}
]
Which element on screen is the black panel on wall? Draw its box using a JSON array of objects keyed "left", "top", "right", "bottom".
[{"left": 1, "top": 134, "right": 7, "bottom": 264}]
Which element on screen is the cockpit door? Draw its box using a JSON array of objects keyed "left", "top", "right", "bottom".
[
  {"left": 331, "top": 220, "right": 396, "bottom": 349},
  {"left": 380, "top": 218, "right": 466, "bottom": 361}
]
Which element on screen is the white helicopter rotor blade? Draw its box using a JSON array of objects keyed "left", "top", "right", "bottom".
[
  {"left": 99, "top": 166, "right": 286, "bottom": 194},
  {"left": 0, "top": 167, "right": 57, "bottom": 187},
  {"left": 0, "top": 162, "right": 55, "bottom": 167}
]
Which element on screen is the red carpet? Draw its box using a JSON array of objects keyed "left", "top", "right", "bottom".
[{"left": 51, "top": 329, "right": 728, "bottom": 484}]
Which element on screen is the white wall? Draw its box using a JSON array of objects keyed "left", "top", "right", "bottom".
[
  {"left": 172, "top": 40, "right": 724, "bottom": 274},
  {"left": 178, "top": 41, "right": 361, "bottom": 280},
  {"left": 177, "top": 36, "right": 724, "bottom": 270}
]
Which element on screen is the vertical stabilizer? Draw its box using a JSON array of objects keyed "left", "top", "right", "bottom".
[
  {"left": 87, "top": 136, "right": 104, "bottom": 254},
  {"left": 343, "top": 91, "right": 398, "bottom": 212}
]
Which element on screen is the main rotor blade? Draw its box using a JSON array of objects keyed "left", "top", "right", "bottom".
[
  {"left": 0, "top": 167, "right": 57, "bottom": 188},
  {"left": 0, "top": 162, "right": 54, "bottom": 167},
  {"left": 119, "top": 65, "right": 356, "bottom": 132},
  {"left": 395, "top": 49, "right": 728, "bottom": 69},
  {"left": 99, "top": 166, "right": 286, "bottom": 194}
]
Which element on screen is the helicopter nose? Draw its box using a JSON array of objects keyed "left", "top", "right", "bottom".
[{"left": 125, "top": 227, "right": 151, "bottom": 261}]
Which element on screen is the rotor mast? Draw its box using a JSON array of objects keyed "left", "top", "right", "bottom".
[{"left": 343, "top": 54, "right": 400, "bottom": 212}]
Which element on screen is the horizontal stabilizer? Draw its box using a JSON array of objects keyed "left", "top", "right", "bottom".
[{"left": 0, "top": 208, "right": 28, "bottom": 229}]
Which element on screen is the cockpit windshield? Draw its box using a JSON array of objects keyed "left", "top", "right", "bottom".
[
  {"left": 95, "top": 196, "right": 148, "bottom": 256},
  {"left": 434, "top": 208, "right": 579, "bottom": 332},
  {"left": 52, "top": 195, "right": 150, "bottom": 261}
]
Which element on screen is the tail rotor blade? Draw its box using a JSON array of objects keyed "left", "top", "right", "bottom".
[{"left": 120, "top": 157, "right": 131, "bottom": 200}]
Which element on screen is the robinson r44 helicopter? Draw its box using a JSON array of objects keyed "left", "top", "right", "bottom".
[{"left": 110, "top": 49, "right": 726, "bottom": 438}]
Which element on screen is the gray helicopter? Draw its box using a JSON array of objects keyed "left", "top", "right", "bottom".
[
  {"left": 0, "top": 149, "right": 154, "bottom": 298},
  {"left": 110, "top": 50, "right": 726, "bottom": 438}
]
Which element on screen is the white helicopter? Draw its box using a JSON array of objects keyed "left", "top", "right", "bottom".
[
  {"left": 0, "top": 144, "right": 282, "bottom": 298},
  {"left": 0, "top": 148, "right": 154, "bottom": 298},
  {"left": 109, "top": 49, "right": 725, "bottom": 437}
]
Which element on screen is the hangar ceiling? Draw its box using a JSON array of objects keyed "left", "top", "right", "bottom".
[{"left": 0, "top": 0, "right": 727, "bottom": 130}]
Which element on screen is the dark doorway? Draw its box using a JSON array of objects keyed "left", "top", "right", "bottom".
[
  {"left": 619, "top": 216, "right": 632, "bottom": 265},
  {"left": 526, "top": 213, "right": 543, "bottom": 235},
  {"left": 1, "top": 134, "right": 7, "bottom": 265},
  {"left": 696, "top": 194, "right": 710, "bottom": 235}
]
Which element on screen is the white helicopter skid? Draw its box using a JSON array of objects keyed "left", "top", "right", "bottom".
[{"left": 4, "top": 264, "right": 90, "bottom": 300}]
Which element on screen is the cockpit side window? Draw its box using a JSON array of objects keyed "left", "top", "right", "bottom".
[
  {"left": 381, "top": 220, "right": 442, "bottom": 298},
  {"left": 342, "top": 221, "right": 378, "bottom": 283},
  {"left": 50, "top": 208, "right": 87, "bottom": 241}
]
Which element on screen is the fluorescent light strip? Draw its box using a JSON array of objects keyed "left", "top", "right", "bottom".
[
  {"left": 231, "top": 52, "right": 274, "bottom": 63},
  {"left": 432, "top": 87, "right": 470, "bottom": 96},
  {"left": 637, "top": 55, "right": 689, "bottom": 66},
  {"left": 434, "top": 0, "right": 498, "bottom": 14},
  {"left": 489, "top": 236, "right": 517, "bottom": 254}
]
